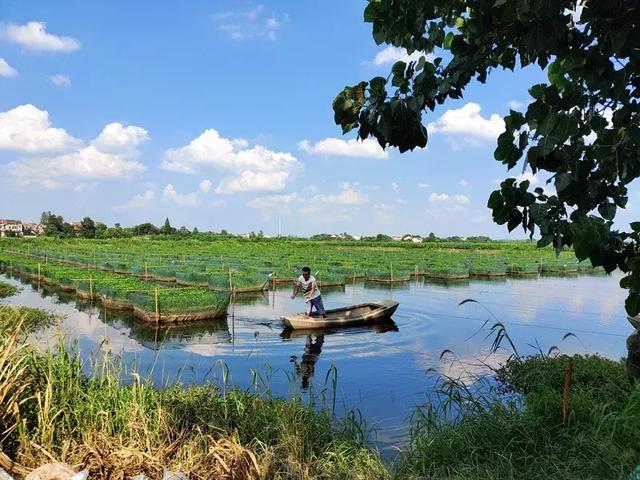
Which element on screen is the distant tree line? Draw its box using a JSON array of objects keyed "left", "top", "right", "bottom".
[{"left": 37, "top": 211, "right": 498, "bottom": 242}]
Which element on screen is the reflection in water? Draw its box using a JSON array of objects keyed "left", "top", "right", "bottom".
[
  {"left": 0, "top": 269, "right": 631, "bottom": 456},
  {"left": 282, "top": 321, "right": 399, "bottom": 390},
  {"left": 293, "top": 335, "right": 324, "bottom": 389}
]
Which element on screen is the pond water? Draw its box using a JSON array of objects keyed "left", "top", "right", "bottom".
[{"left": 0, "top": 271, "right": 632, "bottom": 454}]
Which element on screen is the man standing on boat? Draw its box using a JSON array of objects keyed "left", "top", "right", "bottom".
[{"left": 291, "top": 266, "right": 327, "bottom": 318}]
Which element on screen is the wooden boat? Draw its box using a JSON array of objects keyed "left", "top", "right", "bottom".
[
  {"left": 281, "top": 300, "right": 399, "bottom": 330},
  {"left": 628, "top": 315, "right": 640, "bottom": 330}
]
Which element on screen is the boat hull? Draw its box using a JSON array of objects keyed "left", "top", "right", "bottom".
[{"left": 281, "top": 300, "right": 399, "bottom": 329}]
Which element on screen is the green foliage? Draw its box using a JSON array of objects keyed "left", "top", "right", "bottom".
[
  {"left": 399, "top": 354, "right": 640, "bottom": 480},
  {"left": 0, "top": 280, "right": 18, "bottom": 298},
  {"left": 334, "top": 0, "right": 640, "bottom": 315}
]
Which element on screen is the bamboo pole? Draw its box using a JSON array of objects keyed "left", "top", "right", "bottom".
[
  {"left": 228, "top": 270, "right": 233, "bottom": 291},
  {"left": 37, "top": 263, "right": 41, "bottom": 283},
  {"left": 89, "top": 275, "right": 93, "bottom": 301},
  {"left": 154, "top": 287, "right": 159, "bottom": 324},
  {"left": 144, "top": 261, "right": 148, "bottom": 279}
]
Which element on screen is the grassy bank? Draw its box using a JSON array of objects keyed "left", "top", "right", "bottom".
[
  {"left": 397, "top": 354, "right": 640, "bottom": 480},
  {"left": 0, "top": 306, "right": 388, "bottom": 480},
  {"left": 1, "top": 305, "right": 638, "bottom": 479},
  {"left": 0, "top": 280, "right": 18, "bottom": 298}
]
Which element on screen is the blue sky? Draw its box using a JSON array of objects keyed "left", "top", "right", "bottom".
[{"left": 0, "top": 1, "right": 634, "bottom": 237}]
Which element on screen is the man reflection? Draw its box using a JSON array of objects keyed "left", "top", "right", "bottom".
[{"left": 294, "top": 335, "right": 324, "bottom": 389}]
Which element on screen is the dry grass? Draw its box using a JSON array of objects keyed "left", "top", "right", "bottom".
[{"left": 0, "top": 307, "right": 388, "bottom": 480}]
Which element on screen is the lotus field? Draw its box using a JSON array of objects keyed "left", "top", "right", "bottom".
[{"left": 0, "top": 237, "right": 604, "bottom": 322}]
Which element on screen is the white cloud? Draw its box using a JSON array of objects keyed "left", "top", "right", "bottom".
[
  {"left": 429, "top": 193, "right": 449, "bottom": 202},
  {"left": 163, "top": 129, "right": 297, "bottom": 173},
  {"left": 0, "top": 104, "right": 81, "bottom": 152},
  {"left": 374, "top": 203, "right": 393, "bottom": 221},
  {"left": 298, "top": 137, "right": 388, "bottom": 159},
  {"left": 391, "top": 181, "right": 399, "bottom": 191},
  {"left": 366, "top": 46, "right": 433, "bottom": 66},
  {"left": 427, "top": 103, "right": 505, "bottom": 147},
  {"left": 417, "top": 182, "right": 431, "bottom": 189},
  {"left": 0, "top": 58, "right": 17, "bottom": 77},
  {"left": 1, "top": 21, "right": 80, "bottom": 53},
  {"left": 49, "top": 73, "right": 70, "bottom": 88},
  {"left": 2, "top": 106, "right": 148, "bottom": 188},
  {"left": 454, "top": 194, "right": 470, "bottom": 205},
  {"left": 92, "top": 122, "right": 149, "bottom": 152},
  {"left": 162, "top": 184, "right": 200, "bottom": 207},
  {"left": 162, "top": 129, "right": 298, "bottom": 193},
  {"left": 6, "top": 145, "right": 145, "bottom": 186},
  {"left": 247, "top": 192, "right": 298, "bottom": 210},
  {"left": 113, "top": 189, "right": 155, "bottom": 211},
  {"left": 313, "top": 183, "right": 368, "bottom": 206},
  {"left": 199, "top": 179, "right": 212, "bottom": 194},
  {"left": 216, "top": 170, "right": 290, "bottom": 194},
  {"left": 458, "top": 179, "right": 469, "bottom": 187},
  {"left": 212, "top": 6, "right": 286, "bottom": 41},
  {"left": 508, "top": 100, "right": 525, "bottom": 110}
]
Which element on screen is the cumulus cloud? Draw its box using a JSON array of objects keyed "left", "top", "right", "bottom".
[
  {"left": 216, "top": 170, "right": 290, "bottom": 194},
  {"left": 1, "top": 21, "right": 80, "bottom": 53},
  {"left": 365, "top": 46, "right": 434, "bottom": 66},
  {"left": 427, "top": 103, "right": 505, "bottom": 148},
  {"left": 298, "top": 137, "right": 388, "bottom": 159},
  {"left": 1, "top": 105, "right": 148, "bottom": 188},
  {"left": 0, "top": 58, "right": 17, "bottom": 77},
  {"left": 6, "top": 146, "right": 145, "bottom": 185},
  {"left": 453, "top": 194, "right": 470, "bottom": 205},
  {"left": 199, "top": 179, "right": 212, "bottom": 194},
  {"left": 162, "top": 184, "right": 200, "bottom": 207},
  {"left": 49, "top": 73, "right": 70, "bottom": 87},
  {"left": 391, "top": 181, "right": 399, "bottom": 191},
  {"left": 113, "top": 189, "right": 155, "bottom": 211},
  {"left": 374, "top": 203, "right": 393, "bottom": 221},
  {"left": 212, "top": 5, "right": 287, "bottom": 41},
  {"left": 459, "top": 179, "right": 469, "bottom": 187},
  {"left": 508, "top": 100, "right": 525, "bottom": 110},
  {"left": 417, "top": 182, "right": 431, "bottom": 189},
  {"left": 0, "top": 104, "right": 81, "bottom": 152},
  {"left": 162, "top": 129, "right": 299, "bottom": 193},
  {"left": 429, "top": 192, "right": 470, "bottom": 205},
  {"left": 92, "top": 122, "right": 149, "bottom": 152},
  {"left": 248, "top": 184, "right": 368, "bottom": 218},
  {"left": 429, "top": 193, "right": 449, "bottom": 202}
]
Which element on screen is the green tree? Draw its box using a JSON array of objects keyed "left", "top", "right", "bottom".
[
  {"left": 334, "top": 1, "right": 640, "bottom": 315},
  {"left": 134, "top": 223, "right": 159, "bottom": 235},
  {"left": 79, "top": 217, "right": 96, "bottom": 238},
  {"left": 160, "top": 218, "right": 175, "bottom": 235}
]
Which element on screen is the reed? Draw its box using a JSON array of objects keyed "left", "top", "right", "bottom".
[{"left": 0, "top": 307, "right": 388, "bottom": 480}]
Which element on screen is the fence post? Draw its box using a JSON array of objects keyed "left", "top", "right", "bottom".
[
  {"left": 89, "top": 275, "right": 93, "bottom": 301},
  {"left": 37, "top": 263, "right": 41, "bottom": 283},
  {"left": 154, "top": 287, "right": 159, "bottom": 324}
]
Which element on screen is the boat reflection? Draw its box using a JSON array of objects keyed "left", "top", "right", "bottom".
[{"left": 281, "top": 320, "right": 398, "bottom": 389}]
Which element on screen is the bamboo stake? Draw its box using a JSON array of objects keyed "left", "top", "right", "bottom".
[
  {"left": 37, "top": 263, "right": 41, "bottom": 283},
  {"left": 154, "top": 287, "right": 159, "bottom": 324},
  {"left": 228, "top": 270, "right": 233, "bottom": 291},
  {"left": 89, "top": 275, "right": 93, "bottom": 301},
  {"left": 144, "top": 261, "right": 148, "bottom": 279}
]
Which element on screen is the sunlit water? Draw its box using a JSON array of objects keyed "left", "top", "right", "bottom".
[{"left": 0, "top": 271, "right": 632, "bottom": 455}]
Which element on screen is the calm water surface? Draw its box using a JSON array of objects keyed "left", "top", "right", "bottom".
[{"left": 0, "top": 271, "right": 631, "bottom": 454}]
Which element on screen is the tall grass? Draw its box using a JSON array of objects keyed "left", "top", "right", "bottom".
[
  {"left": 0, "top": 280, "right": 18, "bottom": 298},
  {"left": 396, "top": 352, "right": 640, "bottom": 480},
  {"left": 0, "top": 306, "right": 388, "bottom": 479}
]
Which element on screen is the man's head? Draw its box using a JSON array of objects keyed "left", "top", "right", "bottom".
[{"left": 301, "top": 266, "right": 311, "bottom": 280}]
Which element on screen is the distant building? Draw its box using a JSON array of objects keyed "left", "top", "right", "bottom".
[
  {"left": 0, "top": 219, "right": 44, "bottom": 237},
  {"left": 401, "top": 234, "right": 423, "bottom": 243}
]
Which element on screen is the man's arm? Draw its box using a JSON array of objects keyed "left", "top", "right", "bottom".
[{"left": 291, "top": 281, "right": 299, "bottom": 299}]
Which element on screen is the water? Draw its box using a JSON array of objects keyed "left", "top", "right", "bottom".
[{"left": 0, "top": 271, "right": 632, "bottom": 454}]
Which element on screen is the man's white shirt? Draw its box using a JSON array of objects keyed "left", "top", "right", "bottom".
[{"left": 297, "top": 275, "right": 321, "bottom": 301}]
